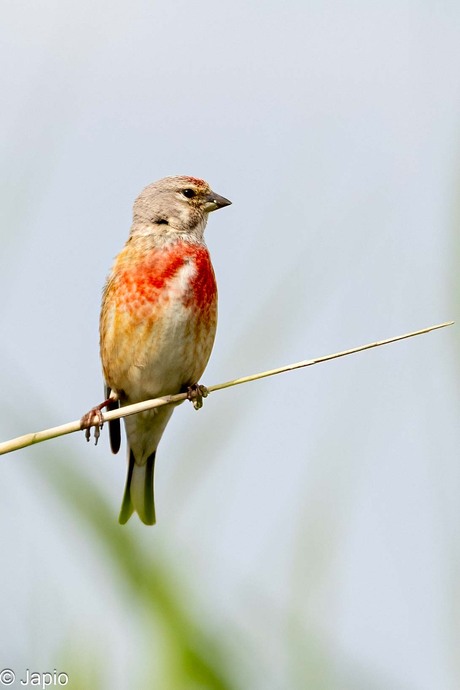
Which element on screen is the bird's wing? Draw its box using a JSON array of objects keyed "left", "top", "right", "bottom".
[{"left": 105, "top": 384, "right": 121, "bottom": 454}]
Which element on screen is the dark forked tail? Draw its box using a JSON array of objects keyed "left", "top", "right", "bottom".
[{"left": 119, "top": 449, "right": 156, "bottom": 526}]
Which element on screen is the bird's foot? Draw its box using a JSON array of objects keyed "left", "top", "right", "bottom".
[
  {"left": 186, "top": 383, "right": 208, "bottom": 410},
  {"left": 80, "top": 398, "right": 112, "bottom": 445}
]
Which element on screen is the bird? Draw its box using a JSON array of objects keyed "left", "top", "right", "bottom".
[{"left": 82, "top": 176, "right": 231, "bottom": 525}]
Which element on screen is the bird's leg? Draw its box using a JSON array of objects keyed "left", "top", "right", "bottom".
[
  {"left": 186, "top": 383, "right": 209, "bottom": 410},
  {"left": 80, "top": 397, "right": 113, "bottom": 445}
]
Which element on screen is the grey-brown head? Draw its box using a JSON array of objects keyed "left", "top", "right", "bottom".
[{"left": 131, "top": 175, "right": 231, "bottom": 242}]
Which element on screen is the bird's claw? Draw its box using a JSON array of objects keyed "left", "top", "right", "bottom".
[
  {"left": 80, "top": 408, "right": 105, "bottom": 445},
  {"left": 187, "top": 383, "right": 208, "bottom": 410},
  {"left": 80, "top": 395, "right": 115, "bottom": 445}
]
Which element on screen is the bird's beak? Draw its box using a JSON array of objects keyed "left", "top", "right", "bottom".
[{"left": 204, "top": 191, "right": 232, "bottom": 213}]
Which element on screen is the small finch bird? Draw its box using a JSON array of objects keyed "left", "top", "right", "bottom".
[{"left": 84, "top": 176, "right": 231, "bottom": 525}]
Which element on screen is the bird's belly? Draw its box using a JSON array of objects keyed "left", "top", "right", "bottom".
[
  {"left": 133, "top": 303, "right": 216, "bottom": 399},
  {"left": 104, "top": 292, "right": 217, "bottom": 403}
]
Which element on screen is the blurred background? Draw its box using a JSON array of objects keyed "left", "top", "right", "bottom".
[{"left": 1, "top": 1, "right": 459, "bottom": 688}]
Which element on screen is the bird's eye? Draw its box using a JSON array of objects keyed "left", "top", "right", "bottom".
[{"left": 182, "top": 188, "right": 196, "bottom": 199}]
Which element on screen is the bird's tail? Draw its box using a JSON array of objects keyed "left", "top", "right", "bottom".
[{"left": 119, "top": 449, "right": 156, "bottom": 525}]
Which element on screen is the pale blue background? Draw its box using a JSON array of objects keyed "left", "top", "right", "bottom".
[{"left": 1, "top": 1, "right": 459, "bottom": 688}]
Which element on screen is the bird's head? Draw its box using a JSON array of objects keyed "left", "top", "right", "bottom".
[{"left": 131, "top": 176, "right": 231, "bottom": 243}]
